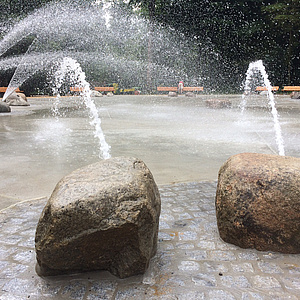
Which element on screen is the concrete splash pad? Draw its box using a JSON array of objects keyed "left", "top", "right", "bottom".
[
  {"left": 1, "top": 94, "right": 300, "bottom": 298},
  {"left": 1, "top": 94, "right": 300, "bottom": 209}
]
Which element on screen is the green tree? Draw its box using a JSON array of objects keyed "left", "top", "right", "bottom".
[{"left": 263, "top": 0, "right": 300, "bottom": 84}]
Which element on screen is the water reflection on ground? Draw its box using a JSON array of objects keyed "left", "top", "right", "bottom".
[{"left": 1, "top": 94, "right": 300, "bottom": 209}]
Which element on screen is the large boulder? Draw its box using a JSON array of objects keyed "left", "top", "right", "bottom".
[
  {"left": 91, "top": 90, "right": 103, "bottom": 97},
  {"left": 185, "top": 92, "right": 196, "bottom": 97},
  {"left": 4, "top": 92, "right": 29, "bottom": 106},
  {"left": 291, "top": 92, "right": 300, "bottom": 99},
  {"left": 168, "top": 91, "right": 178, "bottom": 97},
  {"left": 0, "top": 101, "right": 11, "bottom": 113},
  {"left": 35, "top": 157, "right": 161, "bottom": 278},
  {"left": 215, "top": 153, "right": 300, "bottom": 254}
]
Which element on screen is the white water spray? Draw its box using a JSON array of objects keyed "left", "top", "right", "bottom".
[
  {"left": 241, "top": 60, "right": 285, "bottom": 156},
  {"left": 54, "top": 57, "right": 111, "bottom": 159}
]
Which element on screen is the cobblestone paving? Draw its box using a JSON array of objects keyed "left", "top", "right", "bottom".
[{"left": 0, "top": 182, "right": 299, "bottom": 299}]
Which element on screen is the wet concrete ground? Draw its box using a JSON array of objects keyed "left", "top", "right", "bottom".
[
  {"left": 1, "top": 94, "right": 300, "bottom": 298},
  {"left": 1, "top": 94, "right": 300, "bottom": 209}
]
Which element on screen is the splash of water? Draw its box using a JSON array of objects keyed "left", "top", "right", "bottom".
[
  {"left": 0, "top": 1, "right": 203, "bottom": 93},
  {"left": 54, "top": 57, "right": 111, "bottom": 159},
  {"left": 240, "top": 60, "right": 285, "bottom": 156}
]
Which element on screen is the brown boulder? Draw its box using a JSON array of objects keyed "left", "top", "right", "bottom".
[
  {"left": 35, "top": 157, "right": 161, "bottom": 278},
  {"left": 215, "top": 153, "right": 300, "bottom": 254}
]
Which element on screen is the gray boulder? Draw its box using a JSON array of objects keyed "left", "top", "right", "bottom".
[
  {"left": 106, "top": 92, "right": 114, "bottom": 97},
  {"left": 216, "top": 153, "right": 300, "bottom": 254},
  {"left": 291, "top": 92, "right": 300, "bottom": 99},
  {"left": 168, "top": 91, "right": 178, "bottom": 97},
  {"left": 35, "top": 157, "right": 161, "bottom": 278},
  {"left": 4, "top": 92, "right": 29, "bottom": 106},
  {"left": 0, "top": 101, "right": 11, "bottom": 113},
  {"left": 91, "top": 90, "right": 103, "bottom": 97},
  {"left": 185, "top": 92, "right": 196, "bottom": 97}
]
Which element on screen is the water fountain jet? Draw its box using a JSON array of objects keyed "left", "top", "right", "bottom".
[
  {"left": 240, "top": 60, "right": 285, "bottom": 156},
  {"left": 53, "top": 57, "right": 111, "bottom": 160}
]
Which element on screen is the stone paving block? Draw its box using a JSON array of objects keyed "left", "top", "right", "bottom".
[
  {"left": 207, "top": 289, "right": 236, "bottom": 300},
  {"left": 1, "top": 182, "right": 300, "bottom": 299},
  {"left": 231, "top": 262, "right": 254, "bottom": 273},
  {"left": 252, "top": 275, "right": 282, "bottom": 289},
  {"left": 257, "top": 261, "right": 283, "bottom": 274},
  {"left": 192, "top": 273, "right": 216, "bottom": 287},
  {"left": 61, "top": 281, "right": 87, "bottom": 300},
  {"left": 220, "top": 275, "right": 251, "bottom": 288}
]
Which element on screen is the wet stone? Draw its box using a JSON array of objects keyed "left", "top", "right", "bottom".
[
  {"left": 281, "top": 277, "right": 300, "bottom": 289},
  {"left": 185, "top": 250, "right": 207, "bottom": 260},
  {"left": 241, "top": 291, "right": 265, "bottom": 300},
  {"left": 176, "top": 242, "right": 194, "bottom": 249},
  {"left": 61, "top": 281, "right": 87, "bottom": 300},
  {"left": 231, "top": 262, "right": 254, "bottom": 273},
  {"left": 238, "top": 252, "right": 259, "bottom": 261},
  {"left": 257, "top": 261, "right": 283, "bottom": 274},
  {"left": 207, "top": 289, "right": 236, "bottom": 300},
  {"left": 220, "top": 275, "right": 251, "bottom": 288},
  {"left": 252, "top": 275, "right": 282, "bottom": 289},
  {"left": 210, "top": 250, "right": 236, "bottom": 261},
  {"left": 192, "top": 274, "right": 216, "bottom": 287},
  {"left": 285, "top": 264, "right": 300, "bottom": 274},
  {"left": 178, "top": 261, "right": 200, "bottom": 272},
  {"left": 204, "top": 262, "right": 229, "bottom": 273},
  {"left": 197, "top": 240, "right": 215, "bottom": 249}
]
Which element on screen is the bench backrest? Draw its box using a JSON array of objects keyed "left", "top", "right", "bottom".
[
  {"left": 70, "top": 87, "right": 84, "bottom": 92},
  {"left": 283, "top": 86, "right": 300, "bottom": 91},
  {"left": 255, "top": 86, "right": 279, "bottom": 91},
  {"left": 0, "top": 87, "right": 22, "bottom": 93},
  {"left": 157, "top": 86, "right": 203, "bottom": 92},
  {"left": 183, "top": 87, "right": 204, "bottom": 92},
  {"left": 157, "top": 87, "right": 178, "bottom": 92},
  {"left": 94, "top": 87, "right": 115, "bottom": 92}
]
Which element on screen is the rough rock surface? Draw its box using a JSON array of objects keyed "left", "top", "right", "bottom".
[
  {"left": 0, "top": 101, "right": 11, "bottom": 112},
  {"left": 216, "top": 153, "right": 300, "bottom": 254},
  {"left": 185, "top": 92, "right": 196, "bottom": 97},
  {"left": 91, "top": 90, "right": 103, "bottom": 97},
  {"left": 205, "top": 99, "right": 231, "bottom": 109},
  {"left": 4, "top": 92, "right": 29, "bottom": 106},
  {"left": 291, "top": 92, "right": 300, "bottom": 99},
  {"left": 35, "top": 157, "right": 161, "bottom": 278},
  {"left": 168, "top": 91, "right": 178, "bottom": 97}
]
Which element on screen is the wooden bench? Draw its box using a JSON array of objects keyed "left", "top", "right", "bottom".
[
  {"left": 255, "top": 86, "right": 279, "bottom": 92},
  {"left": 157, "top": 87, "right": 178, "bottom": 92},
  {"left": 183, "top": 87, "right": 204, "bottom": 92},
  {"left": 70, "top": 87, "right": 84, "bottom": 92},
  {"left": 94, "top": 87, "right": 115, "bottom": 92},
  {"left": 157, "top": 86, "right": 204, "bottom": 92},
  {"left": 70, "top": 87, "right": 115, "bottom": 93},
  {"left": 282, "top": 86, "right": 300, "bottom": 92},
  {"left": 0, "top": 87, "right": 22, "bottom": 93}
]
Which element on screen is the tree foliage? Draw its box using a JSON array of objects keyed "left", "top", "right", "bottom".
[
  {"left": 0, "top": 0, "right": 299, "bottom": 92},
  {"left": 126, "top": 0, "right": 300, "bottom": 86}
]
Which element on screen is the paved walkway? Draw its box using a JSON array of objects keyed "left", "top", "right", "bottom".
[{"left": 0, "top": 182, "right": 299, "bottom": 299}]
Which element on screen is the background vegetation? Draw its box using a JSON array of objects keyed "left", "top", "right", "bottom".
[{"left": 0, "top": 0, "right": 299, "bottom": 94}]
